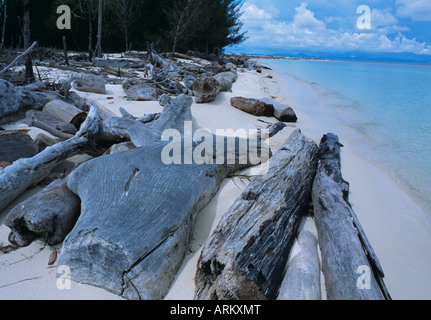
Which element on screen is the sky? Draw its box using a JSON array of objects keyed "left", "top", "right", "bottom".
[{"left": 227, "top": 0, "right": 431, "bottom": 62}]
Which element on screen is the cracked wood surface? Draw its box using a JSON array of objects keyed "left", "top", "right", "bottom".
[
  {"left": 312, "top": 133, "right": 391, "bottom": 300},
  {"left": 194, "top": 130, "right": 319, "bottom": 300}
]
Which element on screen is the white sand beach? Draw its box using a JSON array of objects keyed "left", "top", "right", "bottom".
[{"left": 1, "top": 61, "right": 430, "bottom": 300}]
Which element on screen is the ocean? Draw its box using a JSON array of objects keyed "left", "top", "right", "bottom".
[{"left": 265, "top": 59, "right": 431, "bottom": 217}]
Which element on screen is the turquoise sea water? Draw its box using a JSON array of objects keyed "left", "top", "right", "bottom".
[{"left": 266, "top": 59, "right": 431, "bottom": 215}]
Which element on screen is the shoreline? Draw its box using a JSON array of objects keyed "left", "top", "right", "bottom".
[
  {"left": 276, "top": 64, "right": 431, "bottom": 219},
  {"left": 1, "top": 59, "right": 430, "bottom": 300},
  {"left": 260, "top": 61, "right": 431, "bottom": 299}
]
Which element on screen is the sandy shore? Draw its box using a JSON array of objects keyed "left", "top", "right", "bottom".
[{"left": 1, "top": 61, "right": 430, "bottom": 300}]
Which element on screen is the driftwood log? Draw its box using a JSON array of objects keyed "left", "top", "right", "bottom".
[
  {"left": 194, "top": 129, "right": 319, "bottom": 300},
  {"left": 26, "top": 110, "right": 77, "bottom": 135},
  {"left": 193, "top": 71, "right": 237, "bottom": 103},
  {"left": 0, "top": 106, "right": 99, "bottom": 212},
  {"left": 5, "top": 179, "right": 80, "bottom": 247},
  {"left": 43, "top": 100, "right": 88, "bottom": 129},
  {"left": 312, "top": 133, "right": 391, "bottom": 300},
  {"left": 57, "top": 94, "right": 286, "bottom": 300},
  {"left": 230, "top": 97, "right": 274, "bottom": 117},
  {"left": 69, "top": 74, "right": 106, "bottom": 95},
  {"left": 277, "top": 231, "right": 321, "bottom": 300}
]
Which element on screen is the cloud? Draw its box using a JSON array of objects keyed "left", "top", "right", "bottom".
[
  {"left": 238, "top": 2, "right": 431, "bottom": 56},
  {"left": 243, "top": 3, "right": 273, "bottom": 21},
  {"left": 396, "top": 0, "right": 431, "bottom": 22},
  {"left": 371, "top": 8, "right": 409, "bottom": 34},
  {"left": 292, "top": 3, "right": 326, "bottom": 31}
]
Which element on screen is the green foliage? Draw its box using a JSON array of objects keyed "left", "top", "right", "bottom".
[{"left": 1, "top": 0, "right": 245, "bottom": 54}]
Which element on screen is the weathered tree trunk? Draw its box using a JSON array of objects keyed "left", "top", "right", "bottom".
[
  {"left": 277, "top": 231, "right": 321, "bottom": 300},
  {"left": 22, "top": 0, "right": 34, "bottom": 83},
  {"left": 63, "top": 36, "right": 69, "bottom": 66},
  {"left": 146, "top": 41, "right": 153, "bottom": 63},
  {"left": 57, "top": 94, "right": 286, "bottom": 300},
  {"left": 93, "top": 0, "right": 103, "bottom": 58},
  {"left": 194, "top": 129, "right": 319, "bottom": 300},
  {"left": 25, "top": 110, "right": 75, "bottom": 140},
  {"left": 43, "top": 100, "right": 88, "bottom": 129},
  {"left": 0, "top": 1, "right": 6, "bottom": 48},
  {"left": 312, "top": 133, "right": 391, "bottom": 300},
  {"left": 86, "top": 0, "right": 93, "bottom": 61},
  {"left": 0, "top": 105, "right": 99, "bottom": 212},
  {"left": 26, "top": 110, "right": 77, "bottom": 136},
  {"left": 5, "top": 179, "right": 80, "bottom": 247}
]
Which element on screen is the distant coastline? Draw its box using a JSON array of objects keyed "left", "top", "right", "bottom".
[{"left": 226, "top": 51, "right": 431, "bottom": 65}]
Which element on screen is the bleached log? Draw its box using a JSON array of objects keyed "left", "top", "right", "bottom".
[
  {"left": 26, "top": 110, "right": 77, "bottom": 135},
  {"left": 5, "top": 179, "right": 80, "bottom": 247},
  {"left": 43, "top": 100, "right": 88, "bottom": 129},
  {"left": 277, "top": 231, "right": 321, "bottom": 300},
  {"left": 312, "top": 133, "right": 391, "bottom": 300},
  {"left": 0, "top": 106, "right": 99, "bottom": 212},
  {"left": 26, "top": 113, "right": 74, "bottom": 140},
  {"left": 69, "top": 74, "right": 106, "bottom": 94},
  {"left": 194, "top": 130, "right": 319, "bottom": 300}
]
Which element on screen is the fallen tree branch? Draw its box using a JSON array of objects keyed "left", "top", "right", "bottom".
[
  {"left": 0, "top": 41, "right": 38, "bottom": 76},
  {"left": 0, "top": 105, "right": 99, "bottom": 212}
]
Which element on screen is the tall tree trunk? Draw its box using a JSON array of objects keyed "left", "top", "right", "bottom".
[
  {"left": 63, "top": 36, "right": 69, "bottom": 66},
  {"left": 93, "top": 0, "right": 103, "bottom": 58},
  {"left": 86, "top": 0, "right": 93, "bottom": 61},
  {"left": 125, "top": 23, "right": 129, "bottom": 52},
  {"left": 1, "top": 1, "right": 7, "bottom": 48},
  {"left": 22, "top": 0, "right": 34, "bottom": 83}
]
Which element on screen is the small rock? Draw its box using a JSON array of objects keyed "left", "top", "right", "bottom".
[
  {"left": 261, "top": 98, "right": 298, "bottom": 123},
  {"left": 230, "top": 97, "right": 274, "bottom": 117},
  {"left": 274, "top": 107, "right": 298, "bottom": 123},
  {"left": 0, "top": 132, "right": 39, "bottom": 163}
]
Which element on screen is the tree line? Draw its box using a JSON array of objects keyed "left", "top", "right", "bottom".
[{"left": 0, "top": 0, "right": 246, "bottom": 56}]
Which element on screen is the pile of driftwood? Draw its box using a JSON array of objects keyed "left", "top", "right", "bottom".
[{"left": 0, "top": 49, "right": 390, "bottom": 300}]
